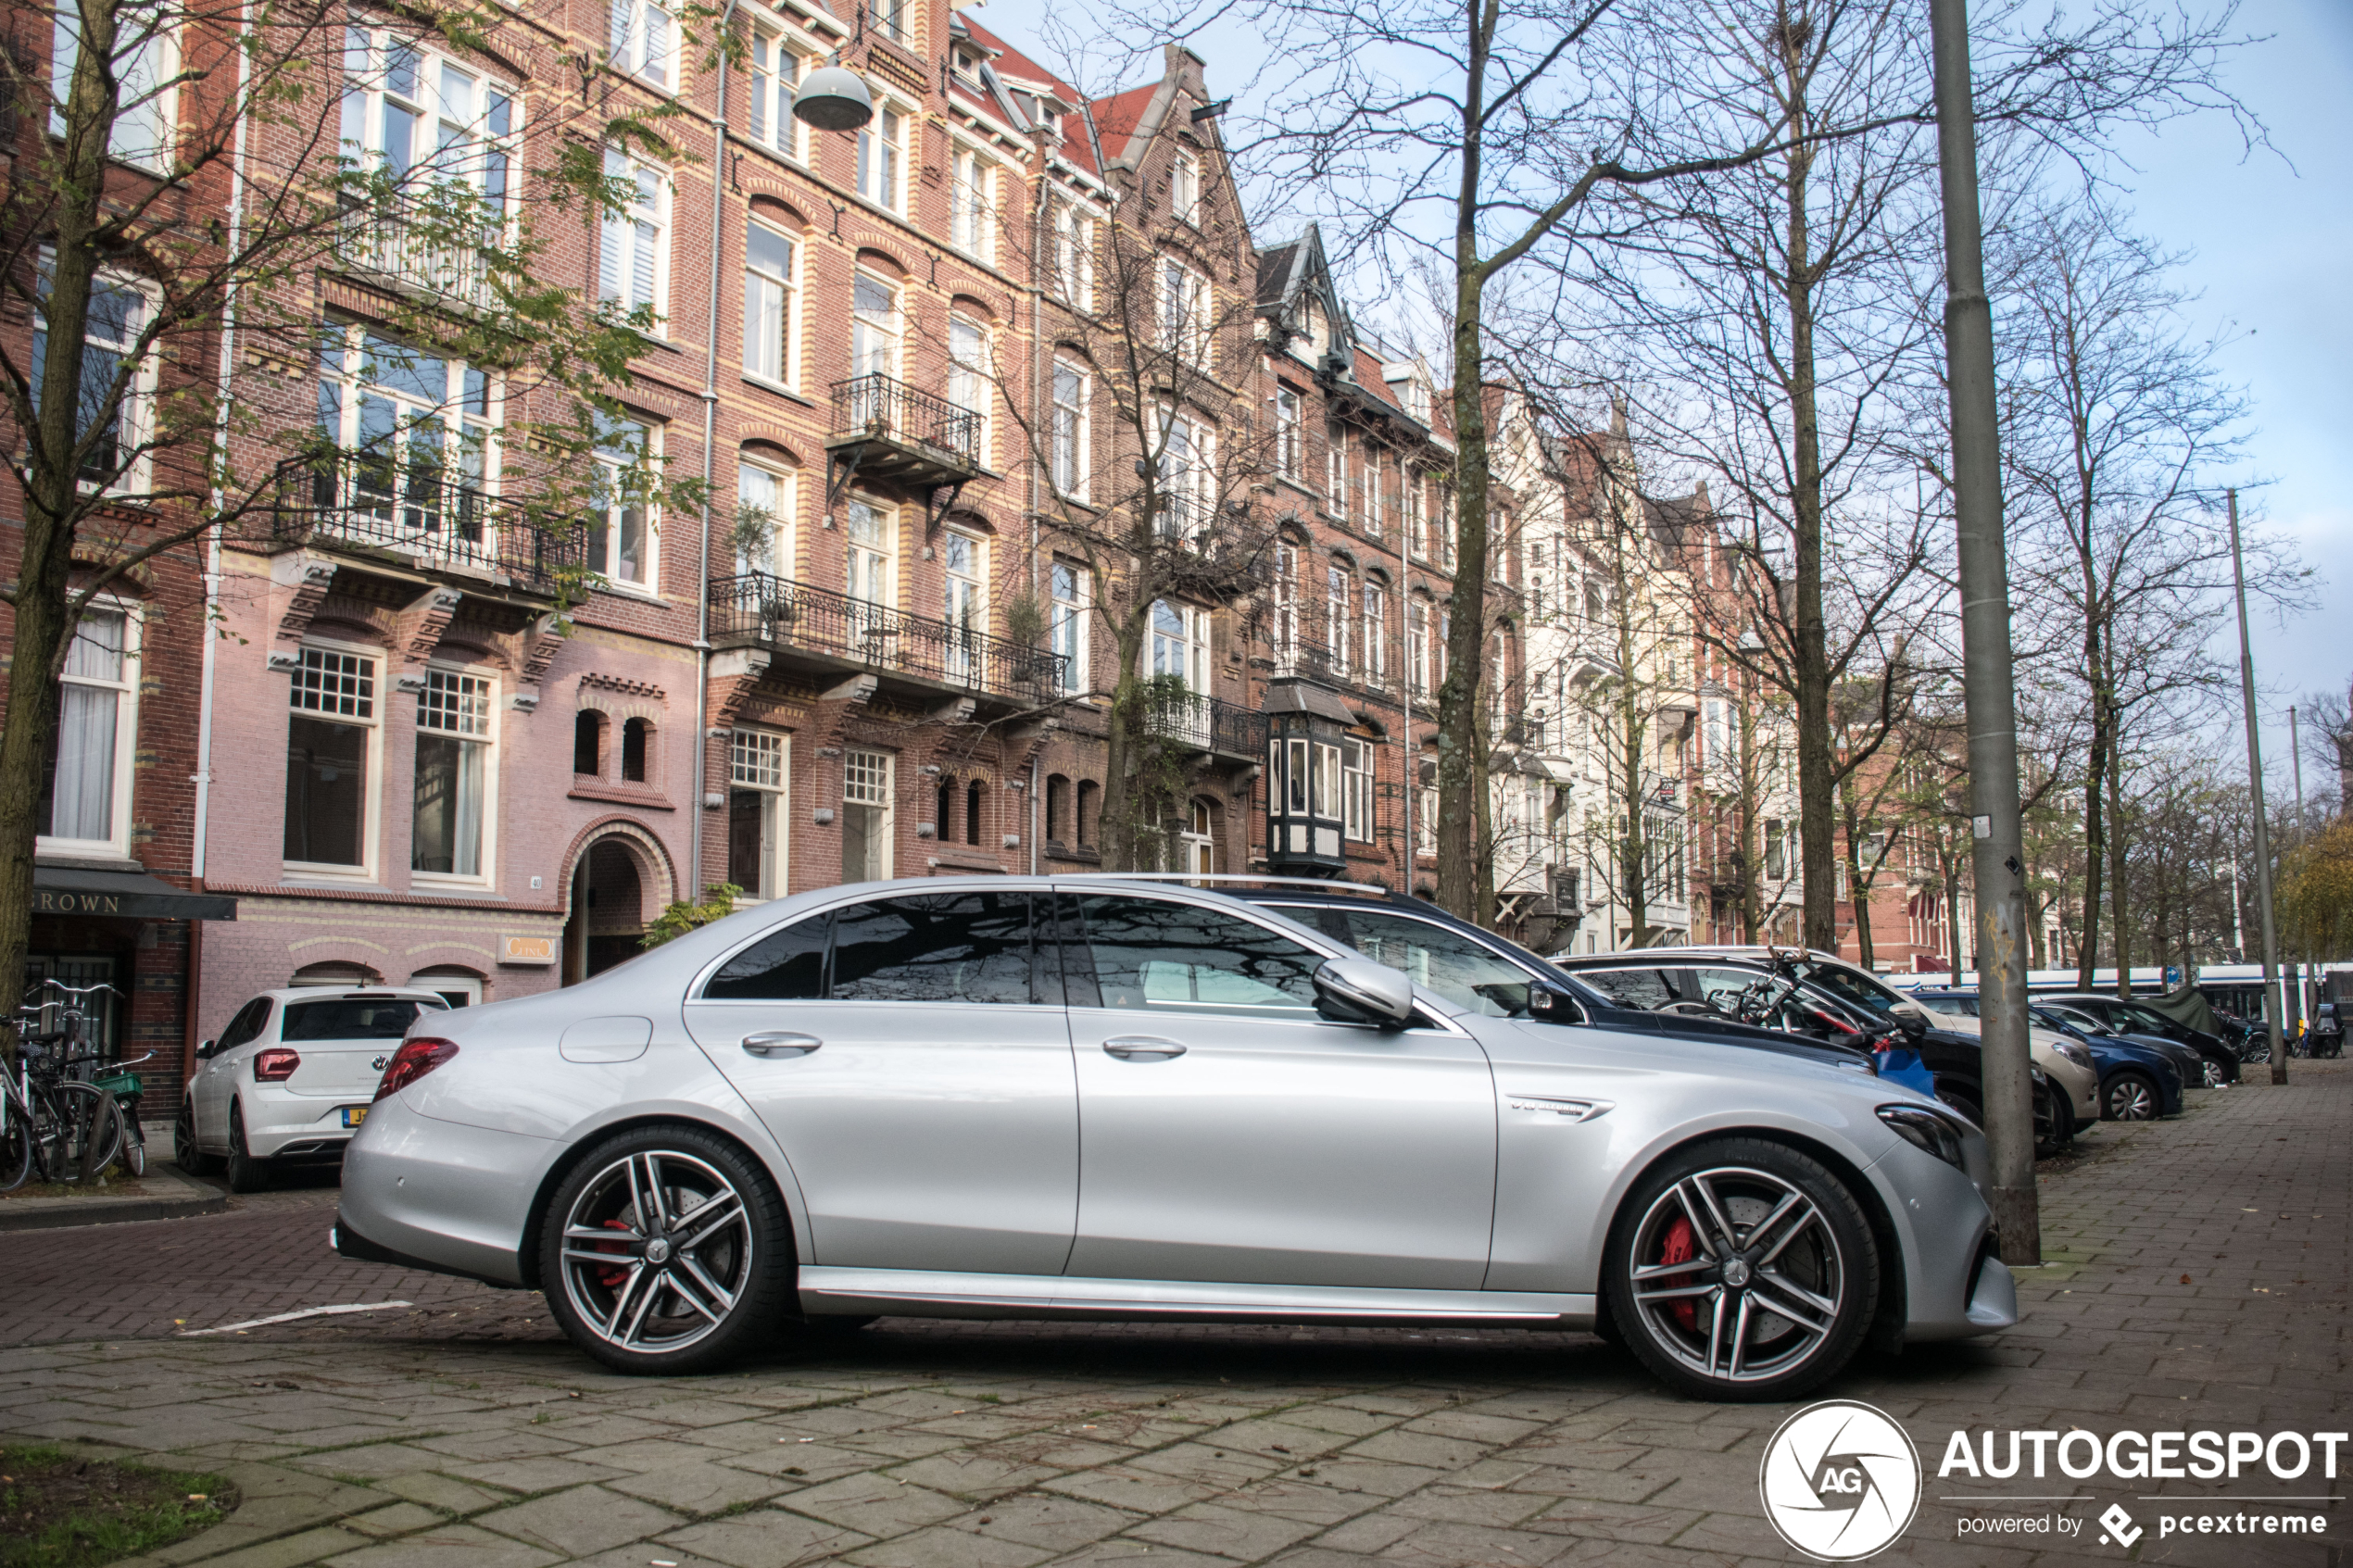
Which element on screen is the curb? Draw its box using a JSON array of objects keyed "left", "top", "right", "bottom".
[{"left": 0, "top": 1187, "right": 229, "bottom": 1232}]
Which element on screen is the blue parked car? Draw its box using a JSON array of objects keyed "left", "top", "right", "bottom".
[{"left": 2031, "top": 1006, "right": 2183, "bottom": 1120}]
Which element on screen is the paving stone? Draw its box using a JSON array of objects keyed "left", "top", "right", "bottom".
[
  {"left": 774, "top": 1471, "right": 966, "bottom": 1536},
  {"left": 472, "top": 1484, "right": 689, "bottom": 1556},
  {"left": 655, "top": 1508, "right": 872, "bottom": 1568},
  {"left": 1126, "top": 1499, "right": 1328, "bottom": 1559},
  {"left": 602, "top": 1461, "right": 789, "bottom": 1516},
  {"left": 320, "top": 1522, "right": 563, "bottom": 1568},
  {"left": 942, "top": 1494, "right": 1145, "bottom": 1552},
  {"left": 344, "top": 1504, "right": 446, "bottom": 1538}
]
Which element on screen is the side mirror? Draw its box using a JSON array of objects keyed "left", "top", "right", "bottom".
[
  {"left": 1892, "top": 1008, "right": 1929, "bottom": 1041},
  {"left": 1313, "top": 959, "right": 1416, "bottom": 1028},
  {"left": 196, "top": 1038, "right": 218, "bottom": 1060},
  {"left": 1526, "top": 984, "right": 1589, "bottom": 1025}
]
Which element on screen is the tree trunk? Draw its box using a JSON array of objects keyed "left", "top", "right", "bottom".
[
  {"left": 2078, "top": 695, "right": 2109, "bottom": 991},
  {"left": 1841, "top": 784, "right": 1873, "bottom": 969},
  {"left": 1738, "top": 695, "right": 1764, "bottom": 941},
  {"left": 1097, "top": 613, "right": 1150, "bottom": 872},
  {"left": 1779, "top": 127, "right": 1837, "bottom": 953},
  {"left": 2107, "top": 741, "right": 2132, "bottom": 995}
]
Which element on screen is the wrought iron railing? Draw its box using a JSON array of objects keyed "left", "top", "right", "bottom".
[
  {"left": 270, "top": 457, "right": 587, "bottom": 592},
  {"left": 1142, "top": 688, "right": 1266, "bottom": 758},
  {"left": 829, "top": 373, "right": 982, "bottom": 468},
  {"left": 711, "top": 571, "right": 1067, "bottom": 703},
  {"left": 332, "top": 194, "right": 497, "bottom": 311},
  {"left": 1269, "top": 638, "right": 1336, "bottom": 680}
]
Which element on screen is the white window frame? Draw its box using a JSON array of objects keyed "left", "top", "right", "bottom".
[
  {"left": 283, "top": 641, "right": 384, "bottom": 882},
  {"left": 1407, "top": 597, "right": 1431, "bottom": 697},
  {"left": 1275, "top": 385, "right": 1302, "bottom": 479},
  {"left": 599, "top": 145, "right": 671, "bottom": 326},
  {"left": 1341, "top": 736, "right": 1374, "bottom": 843},
  {"left": 316, "top": 320, "right": 500, "bottom": 534},
  {"left": 735, "top": 459, "right": 794, "bottom": 578},
  {"left": 591, "top": 417, "right": 660, "bottom": 592},
  {"left": 1363, "top": 580, "right": 1387, "bottom": 682},
  {"left": 1050, "top": 356, "right": 1090, "bottom": 500},
  {"left": 1150, "top": 599, "right": 1211, "bottom": 693},
  {"left": 1272, "top": 542, "right": 1300, "bottom": 662},
  {"left": 1325, "top": 564, "right": 1351, "bottom": 676},
  {"left": 37, "top": 604, "right": 140, "bottom": 859},
  {"left": 871, "top": 0, "right": 909, "bottom": 45},
  {"left": 856, "top": 101, "right": 906, "bottom": 213},
  {"left": 948, "top": 313, "right": 991, "bottom": 465},
  {"left": 1052, "top": 202, "right": 1096, "bottom": 310},
  {"left": 742, "top": 215, "right": 799, "bottom": 388},
  {"left": 1327, "top": 422, "right": 1347, "bottom": 517},
  {"left": 850, "top": 269, "right": 900, "bottom": 381},
  {"left": 1406, "top": 466, "right": 1426, "bottom": 557},
  {"left": 942, "top": 527, "right": 987, "bottom": 681},
  {"left": 1158, "top": 256, "right": 1209, "bottom": 364},
  {"left": 608, "top": 0, "right": 675, "bottom": 88},
  {"left": 52, "top": 0, "right": 177, "bottom": 173},
  {"left": 1170, "top": 150, "right": 1201, "bottom": 224},
  {"left": 738, "top": 22, "right": 807, "bottom": 160},
  {"left": 337, "top": 26, "right": 517, "bottom": 210},
  {"left": 411, "top": 663, "right": 498, "bottom": 886},
  {"left": 842, "top": 747, "right": 895, "bottom": 880},
  {"left": 31, "top": 255, "right": 159, "bottom": 495},
  {"left": 845, "top": 495, "right": 895, "bottom": 609},
  {"left": 1051, "top": 561, "right": 1090, "bottom": 698},
  {"left": 1154, "top": 404, "right": 1214, "bottom": 541},
  {"left": 949, "top": 142, "right": 994, "bottom": 258},
  {"left": 727, "top": 727, "right": 790, "bottom": 900}
]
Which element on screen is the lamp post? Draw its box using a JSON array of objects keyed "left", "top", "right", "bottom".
[
  {"left": 2228, "top": 488, "right": 2287, "bottom": 1083},
  {"left": 1929, "top": 0, "right": 2037, "bottom": 1263}
]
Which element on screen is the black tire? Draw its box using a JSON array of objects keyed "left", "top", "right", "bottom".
[
  {"left": 49, "top": 1083, "right": 123, "bottom": 1181},
  {"left": 1935, "top": 1086, "right": 1983, "bottom": 1131},
  {"left": 0, "top": 1100, "right": 31, "bottom": 1192},
  {"left": 1603, "top": 1137, "right": 1880, "bottom": 1402},
  {"left": 2103, "top": 1071, "right": 2161, "bottom": 1122},
  {"left": 224, "top": 1102, "right": 272, "bottom": 1193},
  {"left": 174, "top": 1096, "right": 221, "bottom": 1177},
  {"left": 2035, "top": 1085, "right": 2072, "bottom": 1160},
  {"left": 120, "top": 1109, "right": 146, "bottom": 1178},
  {"left": 539, "top": 1123, "right": 796, "bottom": 1376}
]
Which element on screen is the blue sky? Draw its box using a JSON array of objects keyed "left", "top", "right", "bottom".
[{"left": 968, "top": 0, "right": 2348, "bottom": 767}]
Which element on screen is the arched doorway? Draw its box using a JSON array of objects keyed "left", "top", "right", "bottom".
[{"left": 560, "top": 832, "right": 664, "bottom": 985}]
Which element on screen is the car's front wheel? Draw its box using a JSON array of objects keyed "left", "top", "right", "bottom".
[
  {"left": 1604, "top": 1138, "right": 1879, "bottom": 1402},
  {"left": 2103, "top": 1071, "right": 2160, "bottom": 1122},
  {"left": 2200, "top": 1059, "right": 2228, "bottom": 1088},
  {"left": 540, "top": 1123, "right": 795, "bottom": 1375}
]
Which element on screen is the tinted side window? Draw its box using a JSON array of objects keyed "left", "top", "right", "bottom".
[
  {"left": 831, "top": 892, "right": 1037, "bottom": 1005},
  {"left": 1797, "top": 960, "right": 1906, "bottom": 1018},
  {"left": 282, "top": 998, "right": 428, "bottom": 1041},
  {"left": 1578, "top": 968, "right": 1673, "bottom": 1010},
  {"left": 706, "top": 912, "right": 832, "bottom": 1001},
  {"left": 1340, "top": 909, "right": 1529, "bottom": 1017},
  {"left": 220, "top": 999, "right": 272, "bottom": 1050},
  {"left": 1074, "top": 895, "right": 1320, "bottom": 1015}
]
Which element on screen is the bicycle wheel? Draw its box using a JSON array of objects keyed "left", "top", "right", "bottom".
[
  {"left": 0, "top": 1096, "right": 31, "bottom": 1191},
  {"left": 119, "top": 1101, "right": 146, "bottom": 1177},
  {"left": 47, "top": 1083, "right": 125, "bottom": 1182}
]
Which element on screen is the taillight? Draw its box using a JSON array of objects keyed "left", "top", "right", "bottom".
[
  {"left": 254, "top": 1047, "right": 300, "bottom": 1082},
  {"left": 374, "top": 1038, "right": 459, "bottom": 1102}
]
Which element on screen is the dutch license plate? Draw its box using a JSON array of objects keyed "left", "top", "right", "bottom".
[{"left": 341, "top": 1106, "right": 369, "bottom": 1129}]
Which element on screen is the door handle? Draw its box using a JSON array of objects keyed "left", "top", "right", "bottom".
[
  {"left": 1102, "top": 1036, "right": 1186, "bottom": 1060},
  {"left": 742, "top": 1032, "right": 823, "bottom": 1058}
]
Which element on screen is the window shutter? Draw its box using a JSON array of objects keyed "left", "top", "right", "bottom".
[
  {"left": 609, "top": 0, "right": 632, "bottom": 58},
  {"left": 644, "top": 4, "right": 671, "bottom": 84},
  {"left": 632, "top": 220, "right": 658, "bottom": 309}
]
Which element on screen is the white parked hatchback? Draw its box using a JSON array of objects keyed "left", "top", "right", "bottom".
[{"left": 176, "top": 987, "right": 448, "bottom": 1191}]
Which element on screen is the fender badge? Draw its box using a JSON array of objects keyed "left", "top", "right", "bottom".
[{"left": 1507, "top": 1096, "right": 1614, "bottom": 1122}]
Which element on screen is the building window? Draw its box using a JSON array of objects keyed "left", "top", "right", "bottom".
[
  {"left": 1407, "top": 597, "right": 1430, "bottom": 697},
  {"left": 573, "top": 709, "right": 605, "bottom": 775},
  {"left": 846, "top": 497, "right": 893, "bottom": 609},
  {"left": 1170, "top": 151, "right": 1200, "bottom": 223},
  {"left": 729, "top": 728, "right": 788, "bottom": 899},
  {"left": 735, "top": 460, "right": 792, "bottom": 577},
  {"left": 337, "top": 27, "right": 516, "bottom": 214},
  {"left": 1275, "top": 385, "right": 1301, "bottom": 479},
  {"left": 842, "top": 748, "right": 894, "bottom": 881},
  {"left": 31, "top": 257, "right": 157, "bottom": 493},
  {"left": 1766, "top": 819, "right": 1787, "bottom": 881},
  {"left": 964, "top": 779, "right": 986, "bottom": 847},
  {"left": 1051, "top": 358, "right": 1089, "bottom": 498},
  {"left": 1051, "top": 562, "right": 1089, "bottom": 696},
  {"left": 948, "top": 315, "right": 989, "bottom": 461},
  {"left": 589, "top": 417, "right": 656, "bottom": 587},
  {"left": 1341, "top": 736, "right": 1373, "bottom": 843},
  {"left": 1150, "top": 600, "right": 1210, "bottom": 692},
  {"left": 743, "top": 218, "right": 796, "bottom": 386},
  {"left": 1052, "top": 204, "right": 1095, "bottom": 309},
  {"left": 1076, "top": 778, "right": 1101, "bottom": 849},
  {"left": 1326, "top": 564, "right": 1351, "bottom": 676},
  {"left": 1272, "top": 542, "right": 1299, "bottom": 663},
  {"left": 1418, "top": 784, "right": 1438, "bottom": 856},
  {"left": 1046, "top": 774, "right": 1072, "bottom": 843},
  {"left": 37, "top": 608, "right": 137, "bottom": 855},
  {"left": 1154, "top": 407, "right": 1212, "bottom": 539},
  {"left": 872, "top": 0, "right": 906, "bottom": 43},
  {"left": 598, "top": 146, "right": 669, "bottom": 321},
  {"left": 53, "top": 2, "right": 177, "bottom": 170},
  {"left": 1158, "top": 257, "right": 1208, "bottom": 363},
  {"left": 284, "top": 646, "right": 378, "bottom": 872},
  {"left": 413, "top": 668, "right": 493, "bottom": 878},
  {"left": 741, "top": 28, "right": 802, "bottom": 157},
  {"left": 1406, "top": 466, "right": 1426, "bottom": 557},
  {"left": 316, "top": 321, "right": 497, "bottom": 534},
  {"left": 850, "top": 270, "right": 899, "bottom": 379},
  {"left": 1327, "top": 423, "right": 1348, "bottom": 519},
  {"left": 1363, "top": 581, "right": 1387, "bottom": 682},
  {"left": 856, "top": 106, "right": 904, "bottom": 211},
  {"left": 608, "top": 0, "right": 674, "bottom": 87},
  {"left": 621, "top": 716, "right": 651, "bottom": 783},
  {"left": 950, "top": 145, "right": 991, "bottom": 255},
  {"left": 942, "top": 530, "right": 986, "bottom": 681}
]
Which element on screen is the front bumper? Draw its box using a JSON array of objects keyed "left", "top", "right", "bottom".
[{"left": 1872, "top": 1132, "right": 2020, "bottom": 1343}]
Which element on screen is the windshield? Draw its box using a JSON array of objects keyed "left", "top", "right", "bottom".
[
  {"left": 282, "top": 997, "right": 440, "bottom": 1041},
  {"left": 1793, "top": 958, "right": 1912, "bottom": 1018}
]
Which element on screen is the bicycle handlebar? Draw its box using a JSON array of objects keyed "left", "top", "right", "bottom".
[{"left": 43, "top": 980, "right": 120, "bottom": 1000}]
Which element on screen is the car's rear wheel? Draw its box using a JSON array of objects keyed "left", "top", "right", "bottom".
[
  {"left": 1603, "top": 1138, "right": 1878, "bottom": 1402},
  {"left": 541, "top": 1123, "right": 795, "bottom": 1375},
  {"left": 224, "top": 1102, "right": 271, "bottom": 1193},
  {"left": 2103, "top": 1071, "right": 2160, "bottom": 1122},
  {"left": 2200, "top": 1059, "right": 2227, "bottom": 1088},
  {"left": 174, "top": 1096, "right": 220, "bottom": 1177}
]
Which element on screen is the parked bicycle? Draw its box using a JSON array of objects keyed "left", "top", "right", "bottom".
[{"left": 1, "top": 981, "right": 146, "bottom": 1190}]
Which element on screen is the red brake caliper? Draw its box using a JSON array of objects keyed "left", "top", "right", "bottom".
[
  {"left": 592, "top": 1219, "right": 635, "bottom": 1290},
  {"left": 1658, "top": 1216, "right": 1700, "bottom": 1332}
]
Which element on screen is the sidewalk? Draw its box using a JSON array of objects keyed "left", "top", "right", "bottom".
[
  {"left": 0, "top": 1064, "right": 2342, "bottom": 1567},
  {"left": 0, "top": 1162, "right": 227, "bottom": 1232}
]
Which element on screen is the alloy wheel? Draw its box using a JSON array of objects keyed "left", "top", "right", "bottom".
[
  {"left": 2202, "top": 1060, "right": 2226, "bottom": 1088},
  {"left": 1625, "top": 1165, "right": 1847, "bottom": 1386},
  {"left": 2106, "top": 1075, "right": 2158, "bottom": 1121},
  {"left": 558, "top": 1149, "right": 755, "bottom": 1356}
]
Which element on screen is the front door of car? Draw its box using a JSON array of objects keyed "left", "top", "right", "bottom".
[
  {"left": 1060, "top": 892, "right": 1497, "bottom": 1290},
  {"left": 686, "top": 889, "right": 1077, "bottom": 1275},
  {"left": 195, "top": 998, "right": 271, "bottom": 1143}
]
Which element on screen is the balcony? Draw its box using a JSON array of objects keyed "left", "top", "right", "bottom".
[
  {"left": 711, "top": 571, "right": 1067, "bottom": 707},
  {"left": 1141, "top": 687, "right": 1266, "bottom": 763},
  {"left": 268, "top": 457, "right": 587, "bottom": 596},
  {"left": 332, "top": 194, "right": 497, "bottom": 312},
  {"left": 826, "top": 375, "right": 983, "bottom": 516},
  {"left": 1269, "top": 638, "right": 1337, "bottom": 680}
]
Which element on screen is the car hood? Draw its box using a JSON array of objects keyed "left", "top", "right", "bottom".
[{"left": 1470, "top": 1013, "right": 1934, "bottom": 1116}]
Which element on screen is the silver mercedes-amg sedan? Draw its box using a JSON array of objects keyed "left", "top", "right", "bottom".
[{"left": 334, "top": 877, "right": 2018, "bottom": 1401}]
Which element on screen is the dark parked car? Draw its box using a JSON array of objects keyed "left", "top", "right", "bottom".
[
  {"left": 2038, "top": 994, "right": 2237, "bottom": 1086},
  {"left": 2028, "top": 1000, "right": 2208, "bottom": 1094}
]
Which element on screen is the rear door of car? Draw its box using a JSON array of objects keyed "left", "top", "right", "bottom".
[{"left": 686, "top": 889, "right": 1078, "bottom": 1276}]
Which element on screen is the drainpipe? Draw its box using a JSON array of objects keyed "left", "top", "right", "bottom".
[
  {"left": 194, "top": 0, "right": 257, "bottom": 890},
  {"left": 1026, "top": 111, "right": 1051, "bottom": 877},
  {"left": 692, "top": 0, "right": 747, "bottom": 903}
]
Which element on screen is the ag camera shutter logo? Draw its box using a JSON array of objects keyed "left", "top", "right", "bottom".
[{"left": 1759, "top": 1399, "right": 1922, "bottom": 1561}]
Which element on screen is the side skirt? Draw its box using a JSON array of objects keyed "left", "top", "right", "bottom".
[{"left": 798, "top": 1267, "right": 1594, "bottom": 1328}]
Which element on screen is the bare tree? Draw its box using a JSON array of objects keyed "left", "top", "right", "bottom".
[{"left": 0, "top": 0, "right": 686, "bottom": 1060}]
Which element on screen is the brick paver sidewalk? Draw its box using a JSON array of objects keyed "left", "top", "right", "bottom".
[{"left": 2, "top": 1063, "right": 2344, "bottom": 1567}]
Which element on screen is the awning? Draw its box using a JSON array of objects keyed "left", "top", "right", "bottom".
[{"left": 31, "top": 864, "right": 238, "bottom": 922}]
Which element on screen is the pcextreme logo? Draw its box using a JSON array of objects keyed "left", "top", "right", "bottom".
[{"left": 1758, "top": 1400, "right": 1923, "bottom": 1562}]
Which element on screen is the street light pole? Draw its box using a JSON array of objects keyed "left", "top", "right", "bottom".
[
  {"left": 2229, "top": 488, "right": 2286, "bottom": 1084},
  {"left": 1929, "top": 0, "right": 2037, "bottom": 1262}
]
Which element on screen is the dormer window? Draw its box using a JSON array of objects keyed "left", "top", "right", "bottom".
[{"left": 951, "top": 44, "right": 984, "bottom": 83}]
